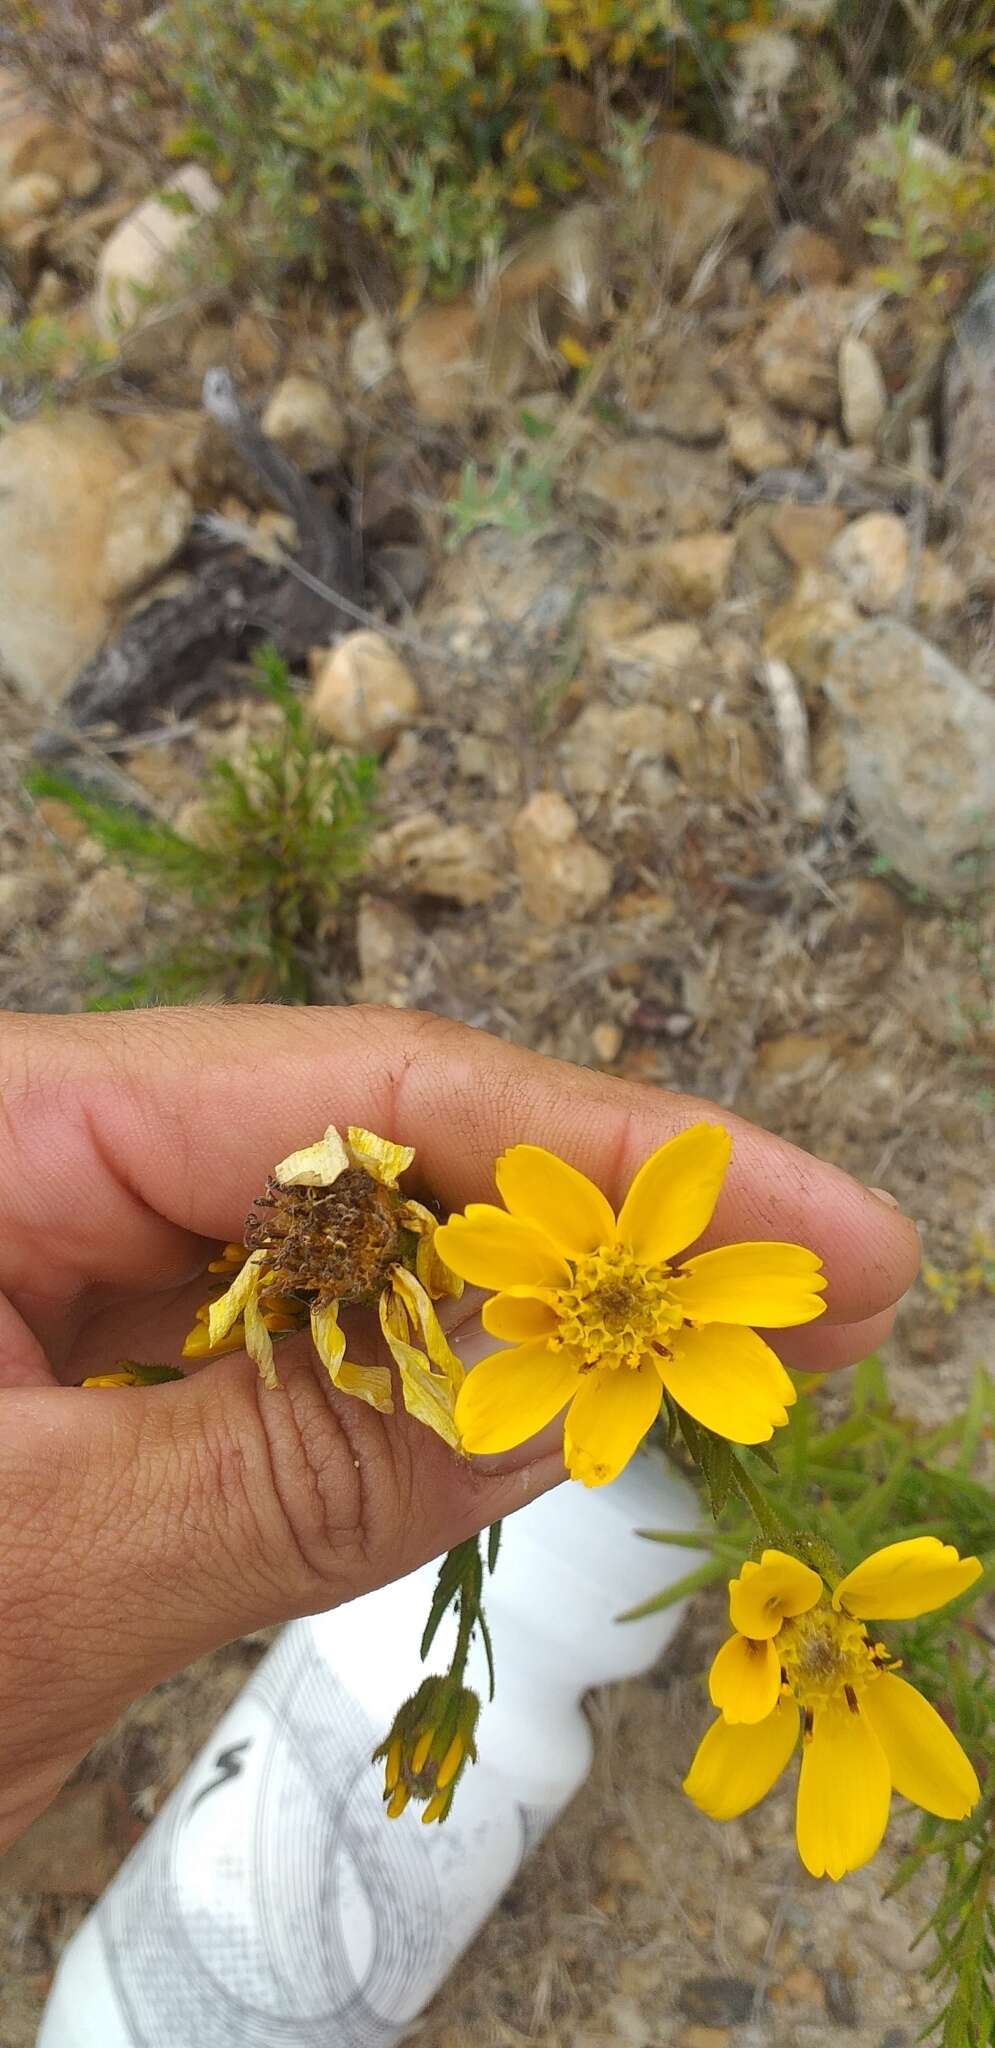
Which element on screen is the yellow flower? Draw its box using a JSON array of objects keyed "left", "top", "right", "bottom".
[
  {"left": 434, "top": 1126, "right": 825, "bottom": 1486},
  {"left": 182, "top": 1125, "right": 465, "bottom": 1444},
  {"left": 684, "top": 1538, "right": 983, "bottom": 1880}
]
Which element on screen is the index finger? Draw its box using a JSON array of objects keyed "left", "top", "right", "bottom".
[{"left": 0, "top": 1006, "right": 919, "bottom": 1332}]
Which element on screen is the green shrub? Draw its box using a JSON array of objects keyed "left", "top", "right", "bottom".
[{"left": 26, "top": 647, "right": 376, "bottom": 1006}]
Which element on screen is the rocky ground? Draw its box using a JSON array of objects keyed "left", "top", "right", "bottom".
[{"left": 1, "top": 51, "right": 995, "bottom": 2048}]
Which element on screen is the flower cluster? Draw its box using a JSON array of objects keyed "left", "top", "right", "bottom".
[
  {"left": 373, "top": 1675, "right": 481, "bottom": 1826},
  {"left": 182, "top": 1124, "right": 466, "bottom": 1444},
  {"left": 435, "top": 1125, "right": 826, "bottom": 1485},
  {"left": 684, "top": 1538, "right": 982, "bottom": 1879}
]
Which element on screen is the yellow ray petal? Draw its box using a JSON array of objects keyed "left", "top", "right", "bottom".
[
  {"left": 796, "top": 1701, "right": 891, "bottom": 1881},
  {"left": 729, "top": 1552, "right": 823, "bottom": 1640},
  {"left": 834, "top": 1538, "right": 983, "bottom": 1621},
  {"left": 494, "top": 1144, "right": 616, "bottom": 1258},
  {"left": 346, "top": 1126, "right": 416, "bottom": 1187},
  {"left": 310, "top": 1299, "right": 346, "bottom": 1376},
  {"left": 670, "top": 1242, "right": 827, "bottom": 1328},
  {"left": 311, "top": 1300, "right": 393, "bottom": 1412},
  {"left": 380, "top": 1290, "right": 457, "bottom": 1446},
  {"left": 861, "top": 1674, "right": 981, "bottom": 1821},
  {"left": 455, "top": 1339, "right": 581, "bottom": 1455},
  {"left": 563, "top": 1358, "right": 662, "bottom": 1487},
  {"left": 658, "top": 1324, "right": 796, "bottom": 1445},
  {"left": 390, "top": 1267, "right": 465, "bottom": 1391},
  {"left": 709, "top": 1633, "right": 782, "bottom": 1724},
  {"left": 274, "top": 1126, "right": 350, "bottom": 1187},
  {"left": 244, "top": 1285, "right": 279, "bottom": 1390},
  {"left": 615, "top": 1123, "right": 732, "bottom": 1263},
  {"left": 207, "top": 1248, "right": 268, "bottom": 1347},
  {"left": 684, "top": 1697, "right": 799, "bottom": 1820},
  {"left": 481, "top": 1292, "right": 560, "bottom": 1341},
  {"left": 434, "top": 1207, "right": 572, "bottom": 1291},
  {"left": 400, "top": 1200, "right": 464, "bottom": 1302}
]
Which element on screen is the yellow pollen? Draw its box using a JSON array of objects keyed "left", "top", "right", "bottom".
[
  {"left": 778, "top": 1602, "right": 887, "bottom": 1711},
  {"left": 550, "top": 1243, "right": 683, "bottom": 1370}
]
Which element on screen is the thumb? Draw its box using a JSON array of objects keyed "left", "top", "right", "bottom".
[{"left": 0, "top": 1335, "right": 560, "bottom": 1849}]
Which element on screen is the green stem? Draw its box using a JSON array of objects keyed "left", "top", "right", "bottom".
[
  {"left": 449, "top": 1550, "right": 479, "bottom": 1684},
  {"left": 729, "top": 1458, "right": 798, "bottom": 1553}
]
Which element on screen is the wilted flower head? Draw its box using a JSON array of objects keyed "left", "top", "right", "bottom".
[
  {"left": 434, "top": 1125, "right": 826, "bottom": 1485},
  {"left": 374, "top": 1674, "right": 480, "bottom": 1825},
  {"left": 684, "top": 1537, "right": 982, "bottom": 1880},
  {"left": 182, "top": 1124, "right": 465, "bottom": 1443}
]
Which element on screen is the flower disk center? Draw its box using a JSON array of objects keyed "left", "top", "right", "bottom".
[
  {"left": 778, "top": 1603, "right": 880, "bottom": 1711},
  {"left": 244, "top": 1166, "right": 405, "bottom": 1306},
  {"left": 552, "top": 1243, "right": 682, "bottom": 1370}
]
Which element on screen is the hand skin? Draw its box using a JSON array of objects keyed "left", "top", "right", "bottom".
[{"left": 0, "top": 1005, "right": 920, "bottom": 1853}]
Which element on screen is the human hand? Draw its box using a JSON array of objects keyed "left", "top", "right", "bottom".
[{"left": 0, "top": 1005, "right": 919, "bottom": 1851}]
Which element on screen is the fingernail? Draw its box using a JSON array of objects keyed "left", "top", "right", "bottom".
[{"left": 868, "top": 1186, "right": 900, "bottom": 1210}]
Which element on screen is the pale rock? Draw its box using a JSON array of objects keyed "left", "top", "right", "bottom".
[
  {"left": 0, "top": 105, "right": 102, "bottom": 196},
  {"left": 591, "top": 1020, "right": 623, "bottom": 1062},
  {"left": 355, "top": 894, "right": 424, "bottom": 1005},
  {"left": 763, "top": 568, "right": 859, "bottom": 688},
  {"left": 512, "top": 790, "right": 613, "bottom": 927},
  {"left": 0, "top": 169, "right": 61, "bottom": 236},
  {"left": 0, "top": 411, "right": 134, "bottom": 703},
  {"left": 348, "top": 311, "right": 394, "bottom": 391},
  {"left": 398, "top": 301, "right": 482, "bottom": 424},
  {"left": 731, "top": 1903, "right": 770, "bottom": 1958},
  {"left": 757, "top": 287, "right": 874, "bottom": 420},
  {"left": 829, "top": 512, "right": 908, "bottom": 613},
  {"left": 583, "top": 593, "right": 653, "bottom": 658},
  {"left": 99, "top": 462, "right": 194, "bottom": 601},
  {"left": 678, "top": 2030, "right": 731, "bottom": 2048},
  {"left": 232, "top": 310, "right": 280, "bottom": 381},
  {"left": 858, "top": 1899, "right": 939, "bottom": 1974},
  {"left": 562, "top": 695, "right": 764, "bottom": 802},
  {"left": 31, "top": 265, "right": 71, "bottom": 314},
  {"left": 725, "top": 405, "right": 793, "bottom": 475},
  {"left": 638, "top": 133, "right": 773, "bottom": 287},
  {"left": 942, "top": 267, "right": 995, "bottom": 594},
  {"left": 62, "top": 866, "right": 145, "bottom": 950},
  {"left": 607, "top": 621, "right": 706, "bottom": 685},
  {"left": 580, "top": 437, "right": 732, "bottom": 534},
  {"left": 623, "top": 357, "right": 726, "bottom": 444},
  {"left": 839, "top": 332, "right": 887, "bottom": 444},
  {"left": 769, "top": 501, "right": 846, "bottom": 569},
  {"left": 0, "top": 870, "right": 44, "bottom": 941},
  {"left": 914, "top": 547, "right": 966, "bottom": 621},
  {"left": 562, "top": 701, "right": 671, "bottom": 800},
  {"left": 260, "top": 374, "right": 347, "bottom": 471},
  {"left": 651, "top": 532, "right": 735, "bottom": 614},
  {"left": 94, "top": 165, "right": 221, "bottom": 355},
  {"left": 310, "top": 632, "right": 420, "bottom": 752},
  {"left": 761, "top": 223, "right": 845, "bottom": 290},
  {"left": 370, "top": 812, "right": 501, "bottom": 906},
  {"left": 824, "top": 618, "right": 995, "bottom": 896}
]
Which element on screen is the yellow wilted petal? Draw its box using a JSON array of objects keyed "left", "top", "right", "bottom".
[
  {"left": 244, "top": 1286, "right": 279, "bottom": 1390},
  {"left": 728, "top": 1552, "right": 823, "bottom": 1640},
  {"left": 670, "top": 1242, "right": 827, "bottom": 1328},
  {"left": 558, "top": 334, "right": 591, "bottom": 370},
  {"left": 494, "top": 1144, "right": 616, "bottom": 1257},
  {"left": 311, "top": 1299, "right": 346, "bottom": 1379},
  {"left": 861, "top": 1673, "right": 980, "bottom": 1821},
  {"left": 434, "top": 1207, "right": 571, "bottom": 1291},
  {"left": 615, "top": 1124, "right": 732, "bottom": 1263},
  {"left": 563, "top": 1357, "right": 662, "bottom": 1487},
  {"left": 456, "top": 1339, "right": 581, "bottom": 1455},
  {"left": 207, "top": 1248, "right": 268, "bottom": 1347},
  {"left": 275, "top": 1125, "right": 350, "bottom": 1187},
  {"left": 346, "top": 1126, "right": 416, "bottom": 1187},
  {"left": 834, "top": 1538, "right": 983, "bottom": 1621},
  {"left": 380, "top": 1290, "right": 458, "bottom": 1448},
  {"left": 401, "top": 1200, "right": 465, "bottom": 1302},
  {"left": 796, "top": 1702, "right": 891, "bottom": 1880},
  {"left": 709, "top": 1633, "right": 782, "bottom": 1724},
  {"left": 659, "top": 1323, "right": 796, "bottom": 1445},
  {"left": 684, "top": 1697, "right": 799, "bottom": 1821},
  {"left": 390, "top": 1267, "right": 465, "bottom": 1391},
  {"left": 481, "top": 1291, "right": 560, "bottom": 1341}
]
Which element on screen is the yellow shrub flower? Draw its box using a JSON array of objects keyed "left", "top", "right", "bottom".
[
  {"left": 373, "top": 1674, "right": 480, "bottom": 1825},
  {"left": 434, "top": 1125, "right": 826, "bottom": 1485},
  {"left": 684, "top": 1538, "right": 983, "bottom": 1880},
  {"left": 182, "top": 1125, "right": 465, "bottom": 1444}
]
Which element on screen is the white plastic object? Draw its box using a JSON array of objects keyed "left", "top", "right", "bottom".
[{"left": 39, "top": 1453, "right": 702, "bottom": 2048}]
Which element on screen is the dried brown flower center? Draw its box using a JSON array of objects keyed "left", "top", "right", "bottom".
[{"left": 244, "top": 1167, "right": 404, "bottom": 1304}]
